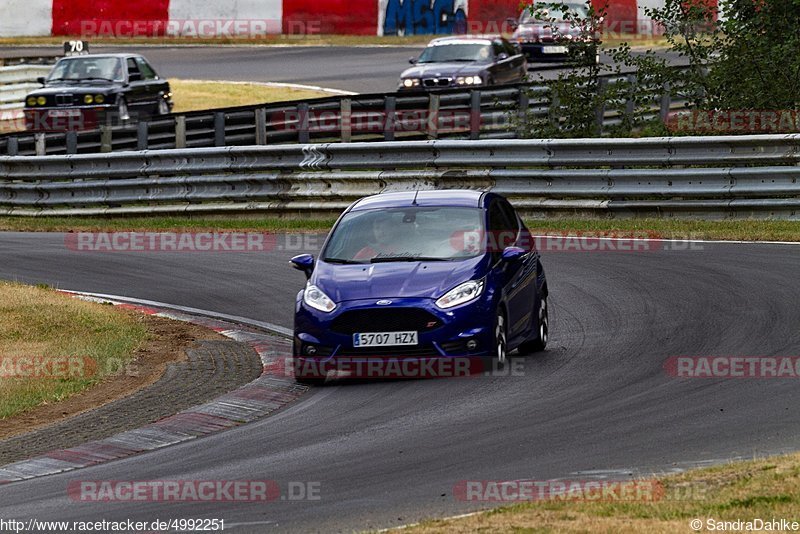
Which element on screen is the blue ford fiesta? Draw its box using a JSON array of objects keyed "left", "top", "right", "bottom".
[{"left": 290, "top": 189, "right": 549, "bottom": 384}]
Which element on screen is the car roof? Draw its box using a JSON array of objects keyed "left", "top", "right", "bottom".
[
  {"left": 350, "top": 190, "right": 487, "bottom": 211},
  {"left": 56, "top": 54, "right": 143, "bottom": 60},
  {"left": 427, "top": 35, "right": 502, "bottom": 45}
]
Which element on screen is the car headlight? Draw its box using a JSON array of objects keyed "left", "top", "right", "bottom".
[
  {"left": 456, "top": 76, "right": 483, "bottom": 85},
  {"left": 304, "top": 284, "right": 336, "bottom": 313},
  {"left": 435, "top": 279, "right": 485, "bottom": 309},
  {"left": 401, "top": 78, "right": 420, "bottom": 88},
  {"left": 26, "top": 96, "right": 37, "bottom": 106},
  {"left": 94, "top": 94, "right": 105, "bottom": 104},
  {"left": 84, "top": 95, "right": 94, "bottom": 104},
  {"left": 36, "top": 96, "right": 46, "bottom": 106}
]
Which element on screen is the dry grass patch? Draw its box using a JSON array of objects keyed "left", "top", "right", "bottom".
[
  {"left": 168, "top": 79, "right": 340, "bottom": 113},
  {"left": 0, "top": 282, "right": 146, "bottom": 419},
  {"left": 402, "top": 454, "right": 800, "bottom": 533},
  {"left": 2, "top": 218, "right": 800, "bottom": 243}
]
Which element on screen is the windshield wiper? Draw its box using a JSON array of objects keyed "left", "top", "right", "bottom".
[
  {"left": 323, "top": 258, "right": 366, "bottom": 264},
  {"left": 369, "top": 256, "right": 451, "bottom": 263},
  {"left": 46, "top": 78, "right": 78, "bottom": 83},
  {"left": 77, "top": 77, "right": 117, "bottom": 83}
]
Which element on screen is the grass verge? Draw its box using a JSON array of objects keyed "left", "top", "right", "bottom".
[
  {"left": 402, "top": 452, "right": 800, "bottom": 533},
  {"left": 168, "top": 79, "right": 337, "bottom": 113},
  {"left": 1, "top": 217, "right": 799, "bottom": 242},
  {"left": 0, "top": 281, "right": 147, "bottom": 419}
]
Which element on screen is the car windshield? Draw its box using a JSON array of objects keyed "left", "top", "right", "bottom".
[
  {"left": 521, "top": 3, "right": 588, "bottom": 22},
  {"left": 322, "top": 207, "right": 485, "bottom": 263},
  {"left": 417, "top": 43, "right": 492, "bottom": 63},
  {"left": 47, "top": 57, "right": 124, "bottom": 82}
]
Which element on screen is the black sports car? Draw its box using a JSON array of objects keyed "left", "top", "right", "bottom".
[
  {"left": 510, "top": 2, "right": 599, "bottom": 64},
  {"left": 398, "top": 36, "right": 527, "bottom": 91},
  {"left": 24, "top": 53, "right": 173, "bottom": 131}
]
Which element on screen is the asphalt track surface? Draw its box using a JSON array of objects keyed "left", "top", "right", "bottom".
[
  {"left": 0, "top": 45, "right": 680, "bottom": 93},
  {"left": 1, "top": 232, "right": 799, "bottom": 532}
]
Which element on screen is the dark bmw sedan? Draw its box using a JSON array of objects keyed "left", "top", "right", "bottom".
[
  {"left": 398, "top": 36, "right": 527, "bottom": 91},
  {"left": 24, "top": 54, "right": 173, "bottom": 131},
  {"left": 510, "top": 2, "right": 599, "bottom": 64}
]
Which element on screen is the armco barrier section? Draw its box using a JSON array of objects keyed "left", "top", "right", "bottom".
[
  {"left": 0, "top": 75, "right": 687, "bottom": 157},
  {"left": 0, "top": 65, "right": 54, "bottom": 127},
  {"left": 1, "top": 135, "right": 799, "bottom": 219}
]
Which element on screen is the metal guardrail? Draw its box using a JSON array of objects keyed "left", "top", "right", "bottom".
[
  {"left": 0, "top": 74, "right": 689, "bottom": 156},
  {"left": 2, "top": 135, "right": 799, "bottom": 219},
  {"left": 0, "top": 65, "right": 52, "bottom": 117}
]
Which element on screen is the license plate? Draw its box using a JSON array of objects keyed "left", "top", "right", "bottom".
[
  {"left": 543, "top": 46, "right": 568, "bottom": 54},
  {"left": 353, "top": 331, "right": 418, "bottom": 347},
  {"left": 49, "top": 109, "right": 81, "bottom": 117}
]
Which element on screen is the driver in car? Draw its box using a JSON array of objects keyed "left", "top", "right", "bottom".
[{"left": 354, "top": 214, "right": 402, "bottom": 260}]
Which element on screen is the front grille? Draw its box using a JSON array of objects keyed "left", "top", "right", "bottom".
[
  {"left": 422, "top": 77, "right": 452, "bottom": 88},
  {"left": 330, "top": 308, "right": 441, "bottom": 335},
  {"left": 336, "top": 344, "right": 441, "bottom": 358},
  {"left": 55, "top": 94, "right": 74, "bottom": 106}
]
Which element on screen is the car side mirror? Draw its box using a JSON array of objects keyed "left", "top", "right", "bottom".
[
  {"left": 408, "top": 57, "right": 417, "bottom": 64},
  {"left": 497, "top": 52, "right": 509, "bottom": 61},
  {"left": 290, "top": 254, "right": 315, "bottom": 279},
  {"left": 36, "top": 76, "right": 46, "bottom": 85},
  {"left": 501, "top": 246, "right": 526, "bottom": 262}
]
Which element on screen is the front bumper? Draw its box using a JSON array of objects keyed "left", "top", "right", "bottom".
[
  {"left": 293, "top": 295, "right": 496, "bottom": 378},
  {"left": 24, "top": 105, "right": 115, "bottom": 132}
]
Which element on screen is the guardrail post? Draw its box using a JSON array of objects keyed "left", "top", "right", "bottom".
[
  {"left": 34, "top": 133, "right": 46, "bottom": 156},
  {"left": 517, "top": 88, "right": 530, "bottom": 138},
  {"left": 100, "top": 126, "right": 112, "bottom": 153},
  {"left": 469, "top": 90, "right": 481, "bottom": 140},
  {"left": 297, "top": 103, "right": 310, "bottom": 144},
  {"left": 137, "top": 121, "right": 149, "bottom": 150},
  {"left": 659, "top": 82, "right": 672, "bottom": 123},
  {"left": 340, "top": 99, "right": 351, "bottom": 143},
  {"left": 66, "top": 131, "right": 78, "bottom": 154},
  {"left": 214, "top": 112, "right": 225, "bottom": 147},
  {"left": 427, "top": 93, "right": 439, "bottom": 139},
  {"left": 7, "top": 137, "right": 18, "bottom": 156},
  {"left": 384, "top": 96, "right": 396, "bottom": 142},
  {"left": 548, "top": 90, "right": 560, "bottom": 130},
  {"left": 625, "top": 74, "right": 637, "bottom": 125},
  {"left": 255, "top": 108, "right": 267, "bottom": 145},
  {"left": 594, "top": 77, "right": 608, "bottom": 136},
  {"left": 175, "top": 116, "right": 186, "bottom": 149}
]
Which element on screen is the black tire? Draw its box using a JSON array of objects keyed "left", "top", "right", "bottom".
[{"left": 519, "top": 292, "right": 548, "bottom": 354}]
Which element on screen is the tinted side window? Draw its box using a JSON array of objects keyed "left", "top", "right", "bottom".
[
  {"left": 126, "top": 58, "right": 141, "bottom": 80},
  {"left": 492, "top": 41, "right": 505, "bottom": 58},
  {"left": 135, "top": 58, "right": 157, "bottom": 80},
  {"left": 488, "top": 200, "right": 517, "bottom": 261}
]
